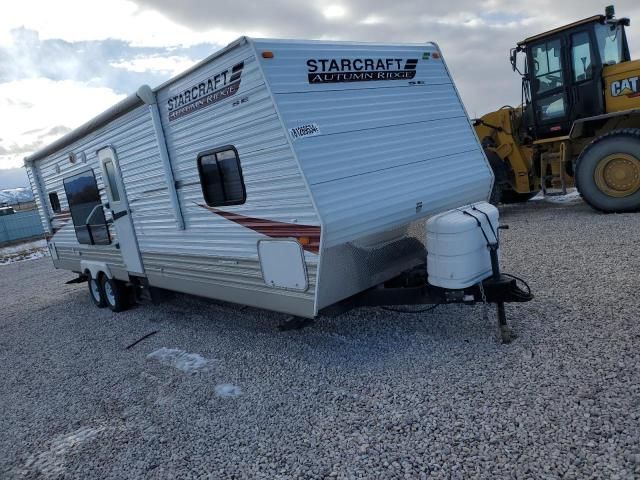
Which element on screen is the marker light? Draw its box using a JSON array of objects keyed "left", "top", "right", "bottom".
[{"left": 262, "top": 51, "right": 274, "bottom": 59}]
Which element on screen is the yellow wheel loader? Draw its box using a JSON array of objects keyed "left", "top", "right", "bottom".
[{"left": 474, "top": 5, "right": 640, "bottom": 212}]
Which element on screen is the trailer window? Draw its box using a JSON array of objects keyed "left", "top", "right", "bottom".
[
  {"left": 48, "top": 192, "right": 61, "bottom": 213},
  {"left": 102, "top": 159, "right": 121, "bottom": 202},
  {"left": 63, "top": 169, "right": 110, "bottom": 245},
  {"left": 197, "top": 147, "right": 246, "bottom": 206}
]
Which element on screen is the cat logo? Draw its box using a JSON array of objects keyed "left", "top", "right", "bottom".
[{"left": 610, "top": 76, "right": 639, "bottom": 97}]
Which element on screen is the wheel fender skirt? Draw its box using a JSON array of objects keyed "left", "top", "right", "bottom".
[
  {"left": 570, "top": 108, "right": 640, "bottom": 139},
  {"left": 80, "top": 260, "right": 113, "bottom": 280}
]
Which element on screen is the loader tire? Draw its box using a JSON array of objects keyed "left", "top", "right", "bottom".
[
  {"left": 484, "top": 149, "right": 506, "bottom": 205},
  {"left": 575, "top": 129, "right": 640, "bottom": 213},
  {"left": 484, "top": 149, "right": 538, "bottom": 204}
]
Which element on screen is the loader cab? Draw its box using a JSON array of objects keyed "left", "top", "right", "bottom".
[{"left": 516, "top": 9, "right": 631, "bottom": 139}]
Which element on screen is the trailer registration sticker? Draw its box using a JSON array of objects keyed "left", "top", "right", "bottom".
[{"left": 289, "top": 123, "right": 321, "bottom": 141}]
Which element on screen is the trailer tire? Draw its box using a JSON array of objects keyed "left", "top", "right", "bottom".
[
  {"left": 88, "top": 274, "right": 107, "bottom": 308},
  {"left": 100, "top": 276, "right": 129, "bottom": 312},
  {"left": 575, "top": 129, "right": 640, "bottom": 213}
]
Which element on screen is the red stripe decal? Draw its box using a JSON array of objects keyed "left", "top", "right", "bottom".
[{"left": 197, "top": 203, "right": 321, "bottom": 253}]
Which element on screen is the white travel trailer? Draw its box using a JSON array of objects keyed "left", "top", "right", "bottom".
[{"left": 25, "top": 37, "right": 531, "bottom": 340}]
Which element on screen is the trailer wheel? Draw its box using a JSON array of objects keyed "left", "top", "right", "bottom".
[
  {"left": 100, "top": 276, "right": 129, "bottom": 312},
  {"left": 88, "top": 274, "right": 107, "bottom": 308},
  {"left": 576, "top": 129, "right": 640, "bottom": 212}
]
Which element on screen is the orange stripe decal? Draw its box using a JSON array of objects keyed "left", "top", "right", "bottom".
[{"left": 197, "top": 203, "right": 321, "bottom": 253}]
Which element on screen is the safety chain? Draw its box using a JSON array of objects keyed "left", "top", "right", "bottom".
[{"left": 478, "top": 281, "right": 489, "bottom": 321}]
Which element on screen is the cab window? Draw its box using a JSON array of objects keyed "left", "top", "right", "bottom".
[
  {"left": 595, "top": 23, "right": 624, "bottom": 66},
  {"left": 532, "top": 39, "right": 564, "bottom": 94},
  {"left": 537, "top": 93, "right": 566, "bottom": 122},
  {"left": 571, "top": 32, "right": 593, "bottom": 82}
]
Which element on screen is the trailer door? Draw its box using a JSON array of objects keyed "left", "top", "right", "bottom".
[{"left": 98, "top": 146, "right": 145, "bottom": 275}]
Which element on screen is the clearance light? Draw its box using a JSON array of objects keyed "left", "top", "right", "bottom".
[
  {"left": 297, "top": 236, "right": 310, "bottom": 246},
  {"left": 432, "top": 52, "right": 441, "bottom": 59},
  {"left": 262, "top": 51, "right": 274, "bottom": 59}
]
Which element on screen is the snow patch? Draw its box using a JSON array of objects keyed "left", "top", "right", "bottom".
[
  {"left": 147, "top": 347, "right": 210, "bottom": 373},
  {"left": 214, "top": 384, "right": 242, "bottom": 398},
  {"left": 22, "top": 425, "right": 106, "bottom": 478},
  {"left": 0, "top": 239, "right": 47, "bottom": 265},
  {"left": 530, "top": 189, "right": 582, "bottom": 204}
]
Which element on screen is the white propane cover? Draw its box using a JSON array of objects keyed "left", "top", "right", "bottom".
[{"left": 426, "top": 202, "right": 499, "bottom": 289}]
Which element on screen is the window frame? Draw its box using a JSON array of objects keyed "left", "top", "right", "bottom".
[
  {"left": 48, "top": 191, "right": 62, "bottom": 213},
  {"left": 197, "top": 145, "right": 247, "bottom": 207}
]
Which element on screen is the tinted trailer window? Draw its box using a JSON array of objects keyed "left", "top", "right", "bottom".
[{"left": 63, "top": 169, "right": 110, "bottom": 245}]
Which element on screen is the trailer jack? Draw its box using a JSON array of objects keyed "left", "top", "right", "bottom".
[{"left": 488, "top": 241, "right": 513, "bottom": 344}]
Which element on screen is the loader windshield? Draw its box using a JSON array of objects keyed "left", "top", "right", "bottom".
[{"left": 595, "top": 23, "right": 625, "bottom": 65}]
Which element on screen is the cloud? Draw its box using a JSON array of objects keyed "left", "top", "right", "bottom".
[
  {"left": 0, "top": 27, "right": 217, "bottom": 168},
  {"left": 111, "top": 55, "right": 197, "bottom": 77},
  {"left": 0, "top": 0, "right": 241, "bottom": 47},
  {"left": 1, "top": 0, "right": 639, "bottom": 172},
  {"left": 0, "top": 28, "right": 214, "bottom": 94},
  {"left": 131, "top": 0, "right": 640, "bottom": 117},
  {"left": 0, "top": 79, "right": 125, "bottom": 167}
]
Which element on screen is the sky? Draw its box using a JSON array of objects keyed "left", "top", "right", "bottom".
[{"left": 0, "top": 0, "right": 639, "bottom": 187}]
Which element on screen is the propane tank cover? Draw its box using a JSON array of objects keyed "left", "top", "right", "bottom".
[{"left": 426, "top": 202, "right": 499, "bottom": 289}]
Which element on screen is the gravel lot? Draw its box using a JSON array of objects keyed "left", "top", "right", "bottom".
[{"left": 1, "top": 197, "right": 639, "bottom": 479}]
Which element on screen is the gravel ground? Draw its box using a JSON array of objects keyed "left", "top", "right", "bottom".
[
  {"left": 1, "top": 197, "right": 639, "bottom": 479},
  {"left": 0, "top": 239, "right": 47, "bottom": 265}
]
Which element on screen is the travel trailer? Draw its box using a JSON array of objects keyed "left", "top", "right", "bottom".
[{"left": 25, "top": 37, "right": 531, "bottom": 342}]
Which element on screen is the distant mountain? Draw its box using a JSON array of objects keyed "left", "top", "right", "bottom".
[
  {"left": 0, "top": 167, "right": 29, "bottom": 190},
  {"left": 0, "top": 188, "right": 34, "bottom": 205}
]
